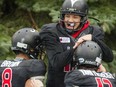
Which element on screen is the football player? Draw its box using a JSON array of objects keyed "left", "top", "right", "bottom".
[
  {"left": 0, "top": 28, "right": 46, "bottom": 87},
  {"left": 64, "top": 41, "right": 116, "bottom": 87},
  {"left": 40, "top": 0, "right": 113, "bottom": 87}
]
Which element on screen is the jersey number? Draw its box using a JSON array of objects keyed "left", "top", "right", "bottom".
[
  {"left": 2, "top": 68, "right": 12, "bottom": 87},
  {"left": 95, "top": 77, "right": 112, "bottom": 87}
]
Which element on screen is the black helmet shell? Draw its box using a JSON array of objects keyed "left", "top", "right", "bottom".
[
  {"left": 61, "top": 0, "right": 88, "bottom": 18},
  {"left": 75, "top": 41, "right": 102, "bottom": 67},
  {"left": 11, "top": 28, "right": 42, "bottom": 59}
]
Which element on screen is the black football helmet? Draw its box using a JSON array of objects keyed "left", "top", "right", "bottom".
[
  {"left": 11, "top": 28, "right": 42, "bottom": 59},
  {"left": 74, "top": 41, "right": 102, "bottom": 67},
  {"left": 60, "top": 0, "right": 88, "bottom": 24}
]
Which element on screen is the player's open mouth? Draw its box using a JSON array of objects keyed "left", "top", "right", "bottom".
[{"left": 66, "top": 23, "right": 75, "bottom": 29}]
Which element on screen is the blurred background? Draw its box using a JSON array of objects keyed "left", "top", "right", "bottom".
[{"left": 0, "top": 0, "right": 116, "bottom": 73}]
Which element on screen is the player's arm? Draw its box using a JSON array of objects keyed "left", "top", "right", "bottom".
[{"left": 25, "top": 76, "right": 45, "bottom": 87}]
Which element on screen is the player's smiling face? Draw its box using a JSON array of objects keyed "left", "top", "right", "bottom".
[{"left": 64, "top": 13, "right": 81, "bottom": 30}]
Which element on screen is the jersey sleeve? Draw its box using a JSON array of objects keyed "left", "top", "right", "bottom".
[
  {"left": 27, "top": 59, "right": 46, "bottom": 78},
  {"left": 91, "top": 26, "right": 113, "bottom": 62}
]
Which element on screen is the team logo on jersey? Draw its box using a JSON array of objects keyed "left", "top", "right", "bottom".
[{"left": 59, "top": 37, "right": 70, "bottom": 43}]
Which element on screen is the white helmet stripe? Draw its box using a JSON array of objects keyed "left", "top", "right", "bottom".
[{"left": 71, "top": 0, "right": 79, "bottom": 7}]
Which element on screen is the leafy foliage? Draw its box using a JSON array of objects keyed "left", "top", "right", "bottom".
[{"left": 0, "top": 24, "right": 13, "bottom": 60}]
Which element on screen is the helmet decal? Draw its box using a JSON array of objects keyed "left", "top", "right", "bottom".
[
  {"left": 78, "top": 58, "right": 84, "bottom": 63},
  {"left": 17, "top": 42, "right": 27, "bottom": 49},
  {"left": 95, "top": 53, "right": 102, "bottom": 64},
  {"left": 84, "top": 60, "right": 97, "bottom": 65},
  {"left": 71, "top": 0, "right": 79, "bottom": 7}
]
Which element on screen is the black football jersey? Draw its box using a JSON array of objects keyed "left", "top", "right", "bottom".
[
  {"left": 64, "top": 69, "right": 116, "bottom": 87},
  {"left": 0, "top": 58, "right": 46, "bottom": 87}
]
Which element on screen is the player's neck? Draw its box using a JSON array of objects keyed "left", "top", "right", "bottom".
[{"left": 16, "top": 53, "right": 30, "bottom": 60}]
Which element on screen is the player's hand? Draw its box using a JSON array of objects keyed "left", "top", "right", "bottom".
[
  {"left": 25, "top": 79, "right": 44, "bottom": 87},
  {"left": 73, "top": 34, "right": 92, "bottom": 49},
  {"left": 97, "top": 64, "right": 106, "bottom": 72}
]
